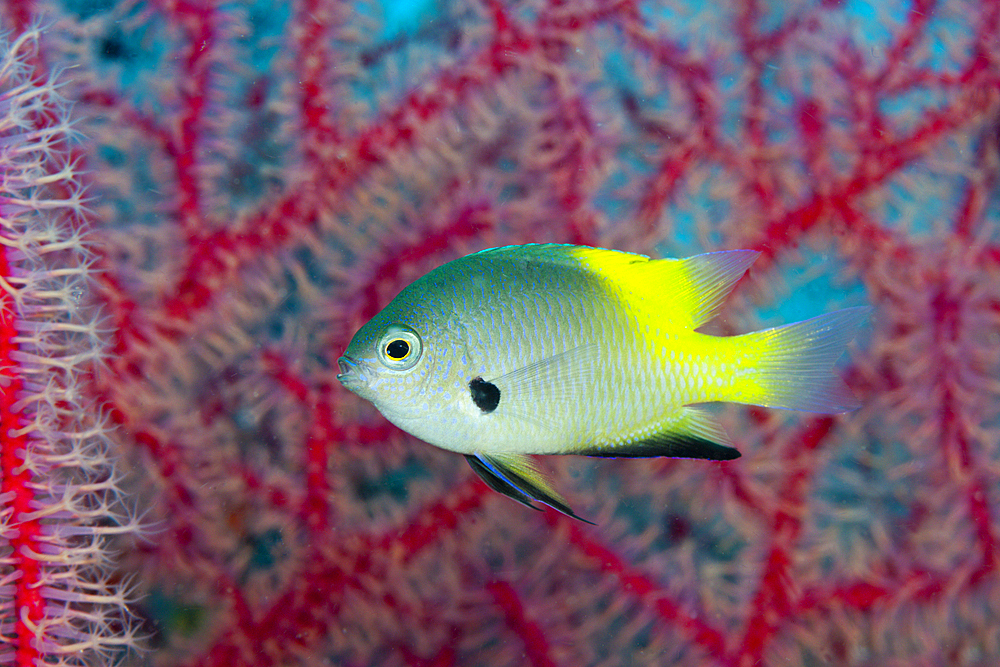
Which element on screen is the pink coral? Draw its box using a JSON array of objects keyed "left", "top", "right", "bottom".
[{"left": 3, "top": 0, "right": 999, "bottom": 665}]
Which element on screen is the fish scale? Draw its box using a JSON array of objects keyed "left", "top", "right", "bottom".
[{"left": 338, "top": 243, "right": 868, "bottom": 522}]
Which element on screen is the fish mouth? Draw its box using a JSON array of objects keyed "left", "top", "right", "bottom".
[
  {"left": 337, "top": 356, "right": 359, "bottom": 383},
  {"left": 337, "top": 356, "right": 374, "bottom": 392}
]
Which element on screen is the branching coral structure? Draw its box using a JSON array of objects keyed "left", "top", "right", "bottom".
[
  {"left": 0, "top": 24, "right": 141, "bottom": 667},
  {"left": 3, "top": 0, "right": 999, "bottom": 666}
]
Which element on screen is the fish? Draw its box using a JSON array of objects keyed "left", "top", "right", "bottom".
[{"left": 337, "top": 244, "right": 868, "bottom": 522}]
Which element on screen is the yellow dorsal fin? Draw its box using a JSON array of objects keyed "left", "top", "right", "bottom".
[
  {"left": 572, "top": 247, "right": 759, "bottom": 329},
  {"left": 471, "top": 244, "right": 759, "bottom": 329}
]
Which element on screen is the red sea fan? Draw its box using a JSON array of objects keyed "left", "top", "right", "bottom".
[{"left": 3, "top": 0, "right": 999, "bottom": 665}]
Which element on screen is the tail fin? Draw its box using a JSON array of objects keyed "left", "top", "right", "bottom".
[{"left": 740, "top": 306, "right": 869, "bottom": 413}]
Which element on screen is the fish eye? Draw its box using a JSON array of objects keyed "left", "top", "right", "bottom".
[
  {"left": 376, "top": 326, "right": 422, "bottom": 371},
  {"left": 386, "top": 339, "right": 410, "bottom": 360}
]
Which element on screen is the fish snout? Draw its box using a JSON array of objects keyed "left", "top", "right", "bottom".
[{"left": 336, "top": 356, "right": 363, "bottom": 385}]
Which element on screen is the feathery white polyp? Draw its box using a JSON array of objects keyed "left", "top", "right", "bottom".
[{"left": 0, "top": 24, "right": 140, "bottom": 666}]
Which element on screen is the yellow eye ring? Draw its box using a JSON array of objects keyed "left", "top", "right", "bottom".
[
  {"left": 376, "top": 326, "right": 422, "bottom": 370},
  {"left": 385, "top": 338, "right": 410, "bottom": 360}
]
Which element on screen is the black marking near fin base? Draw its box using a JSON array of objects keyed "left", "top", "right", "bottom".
[
  {"left": 576, "top": 406, "right": 741, "bottom": 460},
  {"left": 469, "top": 377, "right": 500, "bottom": 413},
  {"left": 578, "top": 433, "right": 740, "bottom": 460}
]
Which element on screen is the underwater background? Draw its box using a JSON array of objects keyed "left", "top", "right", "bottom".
[{"left": 1, "top": 0, "right": 999, "bottom": 665}]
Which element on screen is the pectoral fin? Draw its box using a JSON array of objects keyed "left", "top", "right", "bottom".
[{"left": 465, "top": 452, "right": 595, "bottom": 525}]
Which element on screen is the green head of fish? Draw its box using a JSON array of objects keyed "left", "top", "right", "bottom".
[
  {"left": 337, "top": 251, "right": 547, "bottom": 454},
  {"left": 339, "top": 304, "right": 427, "bottom": 411},
  {"left": 336, "top": 267, "right": 475, "bottom": 437}
]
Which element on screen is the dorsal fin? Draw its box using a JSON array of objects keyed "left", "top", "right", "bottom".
[
  {"left": 666, "top": 250, "right": 760, "bottom": 328},
  {"left": 572, "top": 247, "right": 759, "bottom": 329},
  {"left": 469, "top": 244, "right": 759, "bottom": 329}
]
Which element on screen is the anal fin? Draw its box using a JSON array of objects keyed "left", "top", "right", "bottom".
[
  {"left": 578, "top": 407, "right": 741, "bottom": 460},
  {"left": 465, "top": 453, "right": 595, "bottom": 525}
]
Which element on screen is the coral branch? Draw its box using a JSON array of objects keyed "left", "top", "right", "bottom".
[{"left": 0, "top": 24, "right": 139, "bottom": 666}]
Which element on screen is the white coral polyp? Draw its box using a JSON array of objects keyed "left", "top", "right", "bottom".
[{"left": 0, "top": 24, "right": 141, "bottom": 667}]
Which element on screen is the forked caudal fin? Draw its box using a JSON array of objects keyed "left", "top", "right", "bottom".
[{"left": 735, "top": 306, "right": 870, "bottom": 413}]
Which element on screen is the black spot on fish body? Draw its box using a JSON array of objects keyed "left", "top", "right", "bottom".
[{"left": 469, "top": 377, "right": 500, "bottom": 413}]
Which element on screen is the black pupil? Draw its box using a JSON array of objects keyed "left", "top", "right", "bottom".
[{"left": 386, "top": 339, "right": 410, "bottom": 359}]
